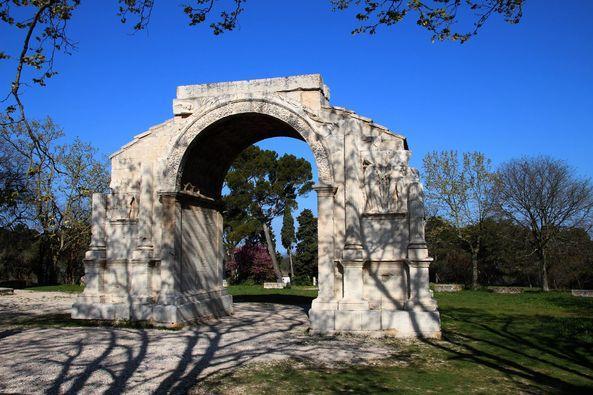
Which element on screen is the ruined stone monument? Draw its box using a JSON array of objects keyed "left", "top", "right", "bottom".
[{"left": 72, "top": 75, "right": 441, "bottom": 337}]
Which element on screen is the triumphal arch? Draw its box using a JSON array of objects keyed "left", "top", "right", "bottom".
[{"left": 72, "top": 75, "right": 441, "bottom": 337}]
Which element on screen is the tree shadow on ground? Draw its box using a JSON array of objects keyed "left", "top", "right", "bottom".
[
  {"left": 3, "top": 312, "right": 178, "bottom": 330},
  {"left": 3, "top": 300, "right": 380, "bottom": 394},
  {"left": 540, "top": 292, "right": 593, "bottom": 313},
  {"left": 421, "top": 306, "right": 593, "bottom": 393},
  {"left": 231, "top": 294, "right": 314, "bottom": 309},
  {"left": 4, "top": 291, "right": 593, "bottom": 393}
]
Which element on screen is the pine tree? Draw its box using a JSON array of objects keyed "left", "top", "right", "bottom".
[
  {"left": 281, "top": 206, "right": 296, "bottom": 278},
  {"left": 223, "top": 146, "right": 313, "bottom": 283},
  {"left": 294, "top": 209, "right": 318, "bottom": 285}
]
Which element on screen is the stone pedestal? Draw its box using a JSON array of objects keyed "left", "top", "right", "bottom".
[
  {"left": 338, "top": 259, "right": 369, "bottom": 311},
  {"left": 333, "top": 257, "right": 371, "bottom": 332},
  {"left": 79, "top": 259, "right": 103, "bottom": 296},
  {"left": 72, "top": 194, "right": 108, "bottom": 318},
  {"left": 151, "top": 191, "right": 233, "bottom": 326},
  {"left": 405, "top": 244, "right": 438, "bottom": 312}
]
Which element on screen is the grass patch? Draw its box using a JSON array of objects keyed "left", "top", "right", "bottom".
[
  {"left": 227, "top": 284, "right": 317, "bottom": 306},
  {"left": 24, "top": 284, "right": 84, "bottom": 293},
  {"left": 2, "top": 313, "right": 181, "bottom": 330},
  {"left": 204, "top": 290, "right": 593, "bottom": 394}
]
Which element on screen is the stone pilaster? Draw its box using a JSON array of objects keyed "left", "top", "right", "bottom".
[
  {"left": 405, "top": 260, "right": 437, "bottom": 311},
  {"left": 407, "top": 182, "right": 427, "bottom": 250},
  {"left": 405, "top": 181, "right": 437, "bottom": 311},
  {"left": 133, "top": 164, "right": 154, "bottom": 260},
  {"left": 129, "top": 164, "right": 156, "bottom": 318},
  {"left": 311, "top": 184, "right": 337, "bottom": 310},
  {"left": 343, "top": 120, "right": 364, "bottom": 254},
  {"left": 83, "top": 193, "right": 107, "bottom": 295},
  {"left": 81, "top": 260, "right": 103, "bottom": 296},
  {"left": 85, "top": 193, "right": 107, "bottom": 260},
  {"left": 340, "top": 120, "right": 368, "bottom": 311},
  {"left": 156, "top": 192, "right": 182, "bottom": 304}
]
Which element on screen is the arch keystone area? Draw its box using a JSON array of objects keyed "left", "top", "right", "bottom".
[{"left": 72, "top": 74, "right": 441, "bottom": 337}]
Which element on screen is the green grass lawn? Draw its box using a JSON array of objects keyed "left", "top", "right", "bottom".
[
  {"left": 205, "top": 289, "right": 593, "bottom": 394},
  {"left": 24, "top": 284, "right": 85, "bottom": 293},
  {"left": 227, "top": 284, "right": 317, "bottom": 305}
]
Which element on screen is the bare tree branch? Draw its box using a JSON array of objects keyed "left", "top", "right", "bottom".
[{"left": 495, "top": 156, "right": 593, "bottom": 291}]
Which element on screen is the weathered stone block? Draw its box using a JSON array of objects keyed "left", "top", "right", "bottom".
[
  {"left": 381, "top": 310, "right": 441, "bottom": 338},
  {"left": 361, "top": 310, "right": 382, "bottom": 331},
  {"left": 432, "top": 283, "right": 463, "bottom": 292},
  {"left": 263, "top": 282, "right": 285, "bottom": 289},
  {"left": 572, "top": 289, "right": 593, "bottom": 297},
  {"left": 335, "top": 311, "right": 363, "bottom": 331},
  {"left": 308, "top": 309, "right": 335, "bottom": 333},
  {"left": 488, "top": 286, "right": 523, "bottom": 294}
]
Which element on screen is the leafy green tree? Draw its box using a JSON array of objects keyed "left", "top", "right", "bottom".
[
  {"left": 477, "top": 218, "right": 534, "bottom": 286},
  {"left": 423, "top": 151, "right": 496, "bottom": 289},
  {"left": 223, "top": 146, "right": 313, "bottom": 282},
  {"left": 0, "top": 117, "right": 109, "bottom": 284},
  {"left": 294, "top": 209, "right": 318, "bottom": 284},
  {"left": 0, "top": 225, "right": 40, "bottom": 286},
  {"left": 427, "top": 214, "right": 593, "bottom": 289},
  {"left": 281, "top": 205, "right": 296, "bottom": 278},
  {"left": 547, "top": 228, "right": 593, "bottom": 290},
  {"left": 425, "top": 216, "right": 470, "bottom": 285}
]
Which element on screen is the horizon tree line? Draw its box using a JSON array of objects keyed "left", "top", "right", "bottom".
[
  {"left": 1, "top": 115, "right": 592, "bottom": 291},
  {"left": 424, "top": 151, "right": 593, "bottom": 291}
]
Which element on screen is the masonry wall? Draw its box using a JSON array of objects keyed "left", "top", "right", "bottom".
[
  {"left": 110, "top": 119, "right": 179, "bottom": 192},
  {"left": 180, "top": 205, "right": 224, "bottom": 294}
]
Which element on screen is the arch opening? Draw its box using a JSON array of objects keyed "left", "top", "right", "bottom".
[
  {"left": 178, "top": 113, "right": 307, "bottom": 200},
  {"left": 176, "top": 112, "right": 322, "bottom": 292}
]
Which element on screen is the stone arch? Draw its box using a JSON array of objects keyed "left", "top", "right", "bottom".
[
  {"left": 72, "top": 76, "right": 441, "bottom": 338},
  {"left": 159, "top": 97, "right": 334, "bottom": 193}
]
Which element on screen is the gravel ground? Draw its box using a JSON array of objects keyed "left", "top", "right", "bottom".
[{"left": 0, "top": 291, "right": 392, "bottom": 394}]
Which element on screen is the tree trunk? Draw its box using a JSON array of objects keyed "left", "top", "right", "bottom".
[
  {"left": 263, "top": 222, "right": 283, "bottom": 283},
  {"left": 288, "top": 249, "right": 294, "bottom": 278},
  {"left": 471, "top": 250, "right": 479, "bottom": 290},
  {"left": 541, "top": 248, "right": 550, "bottom": 292},
  {"left": 36, "top": 236, "right": 56, "bottom": 285}
]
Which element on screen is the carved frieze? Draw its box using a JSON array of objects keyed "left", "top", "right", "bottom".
[
  {"left": 360, "top": 148, "right": 412, "bottom": 215},
  {"left": 108, "top": 193, "right": 139, "bottom": 221}
]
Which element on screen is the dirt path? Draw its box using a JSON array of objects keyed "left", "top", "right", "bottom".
[{"left": 0, "top": 291, "right": 392, "bottom": 394}]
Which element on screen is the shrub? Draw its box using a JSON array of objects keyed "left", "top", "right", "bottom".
[{"left": 229, "top": 244, "right": 276, "bottom": 284}]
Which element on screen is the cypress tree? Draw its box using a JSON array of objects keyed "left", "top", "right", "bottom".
[
  {"left": 281, "top": 205, "right": 296, "bottom": 278},
  {"left": 294, "top": 209, "right": 318, "bottom": 284}
]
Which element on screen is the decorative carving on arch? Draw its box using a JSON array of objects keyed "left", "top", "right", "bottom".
[{"left": 158, "top": 97, "right": 334, "bottom": 192}]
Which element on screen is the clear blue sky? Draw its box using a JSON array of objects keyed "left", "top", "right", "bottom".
[{"left": 2, "top": 1, "right": 592, "bottom": 250}]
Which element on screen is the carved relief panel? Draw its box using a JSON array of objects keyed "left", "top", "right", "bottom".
[{"left": 359, "top": 131, "right": 414, "bottom": 215}]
